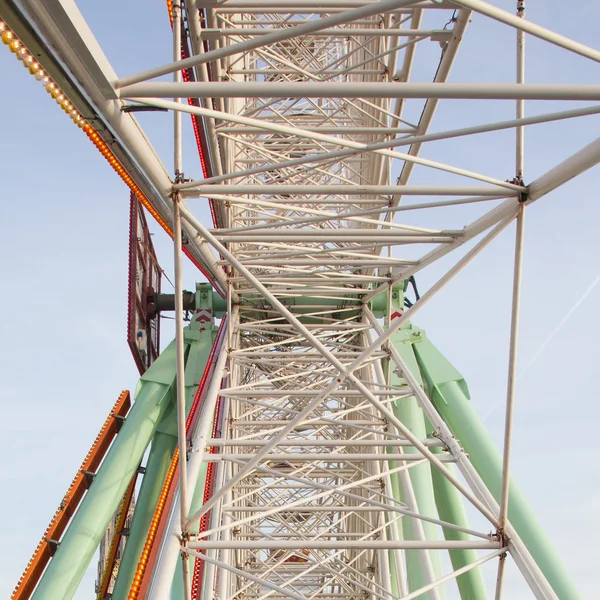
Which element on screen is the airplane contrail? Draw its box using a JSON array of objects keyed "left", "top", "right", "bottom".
[{"left": 481, "top": 273, "right": 600, "bottom": 423}]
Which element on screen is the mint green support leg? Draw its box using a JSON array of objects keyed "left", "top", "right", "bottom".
[
  {"left": 413, "top": 337, "right": 580, "bottom": 600},
  {"left": 110, "top": 431, "right": 177, "bottom": 600},
  {"left": 31, "top": 340, "right": 180, "bottom": 600},
  {"left": 387, "top": 292, "right": 443, "bottom": 598},
  {"left": 429, "top": 444, "right": 487, "bottom": 600}
]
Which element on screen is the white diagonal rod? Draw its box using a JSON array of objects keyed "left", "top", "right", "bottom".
[
  {"left": 363, "top": 308, "right": 560, "bottom": 600},
  {"left": 450, "top": 0, "right": 600, "bottom": 63},
  {"left": 229, "top": 520, "right": 381, "bottom": 600},
  {"left": 115, "top": 0, "right": 421, "bottom": 87},
  {"left": 392, "top": 8, "right": 469, "bottom": 207},
  {"left": 179, "top": 103, "right": 600, "bottom": 188},
  {"left": 125, "top": 98, "right": 524, "bottom": 192},
  {"left": 253, "top": 518, "right": 398, "bottom": 600},
  {"left": 185, "top": 377, "right": 346, "bottom": 528},
  {"left": 123, "top": 81, "right": 600, "bottom": 101},
  {"left": 179, "top": 204, "right": 503, "bottom": 525},
  {"left": 363, "top": 199, "right": 520, "bottom": 302},
  {"left": 354, "top": 215, "right": 517, "bottom": 370},
  {"left": 208, "top": 197, "right": 503, "bottom": 235},
  {"left": 185, "top": 549, "right": 311, "bottom": 600},
  {"left": 527, "top": 134, "right": 600, "bottom": 202},
  {"left": 200, "top": 450, "right": 489, "bottom": 541},
  {"left": 498, "top": 206, "right": 525, "bottom": 530},
  {"left": 401, "top": 547, "right": 508, "bottom": 600}
]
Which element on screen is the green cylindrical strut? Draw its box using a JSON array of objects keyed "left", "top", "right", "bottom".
[
  {"left": 390, "top": 400, "right": 444, "bottom": 598},
  {"left": 413, "top": 340, "right": 580, "bottom": 600},
  {"left": 429, "top": 445, "right": 487, "bottom": 600},
  {"left": 110, "top": 431, "right": 177, "bottom": 600},
  {"left": 31, "top": 380, "right": 175, "bottom": 600}
]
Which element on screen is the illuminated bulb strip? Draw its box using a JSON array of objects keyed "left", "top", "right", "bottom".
[
  {"left": 11, "top": 391, "right": 131, "bottom": 600},
  {"left": 127, "top": 448, "right": 180, "bottom": 600},
  {"left": 0, "top": 20, "right": 172, "bottom": 237},
  {"left": 1, "top": 20, "right": 222, "bottom": 288}
]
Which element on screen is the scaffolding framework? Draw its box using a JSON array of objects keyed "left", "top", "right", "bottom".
[{"left": 2, "top": 0, "right": 598, "bottom": 599}]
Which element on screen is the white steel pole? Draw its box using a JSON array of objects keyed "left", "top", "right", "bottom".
[
  {"left": 498, "top": 204, "right": 526, "bottom": 531},
  {"left": 496, "top": 5, "right": 525, "bottom": 596},
  {"left": 173, "top": 191, "right": 192, "bottom": 600},
  {"left": 147, "top": 325, "right": 231, "bottom": 600},
  {"left": 120, "top": 81, "right": 600, "bottom": 101},
  {"left": 172, "top": 4, "right": 191, "bottom": 596}
]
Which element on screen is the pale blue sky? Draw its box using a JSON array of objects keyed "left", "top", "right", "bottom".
[{"left": 0, "top": 1, "right": 599, "bottom": 598}]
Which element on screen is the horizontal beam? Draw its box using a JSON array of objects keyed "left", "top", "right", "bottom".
[
  {"left": 222, "top": 506, "right": 402, "bottom": 512},
  {"left": 217, "top": 259, "right": 418, "bottom": 266},
  {"left": 208, "top": 439, "right": 444, "bottom": 446},
  {"left": 216, "top": 453, "right": 456, "bottom": 461},
  {"left": 189, "top": 540, "right": 500, "bottom": 550},
  {"left": 216, "top": 126, "right": 414, "bottom": 134},
  {"left": 120, "top": 82, "right": 600, "bottom": 100},
  {"left": 185, "top": 184, "right": 512, "bottom": 196},
  {"left": 201, "top": 27, "right": 450, "bottom": 38}
]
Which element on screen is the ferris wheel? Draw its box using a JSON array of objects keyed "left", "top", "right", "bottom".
[{"left": 1, "top": 1, "right": 599, "bottom": 599}]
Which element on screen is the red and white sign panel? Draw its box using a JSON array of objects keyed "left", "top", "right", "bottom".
[{"left": 127, "top": 193, "right": 161, "bottom": 374}]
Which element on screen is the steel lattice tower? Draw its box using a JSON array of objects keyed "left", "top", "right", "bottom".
[{"left": 2, "top": 1, "right": 598, "bottom": 599}]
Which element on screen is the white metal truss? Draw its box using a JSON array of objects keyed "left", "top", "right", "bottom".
[{"left": 4, "top": 0, "right": 600, "bottom": 599}]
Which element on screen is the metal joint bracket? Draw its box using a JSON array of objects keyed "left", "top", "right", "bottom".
[
  {"left": 45, "top": 538, "right": 60, "bottom": 556},
  {"left": 113, "top": 414, "right": 126, "bottom": 432},
  {"left": 81, "top": 470, "right": 95, "bottom": 489}
]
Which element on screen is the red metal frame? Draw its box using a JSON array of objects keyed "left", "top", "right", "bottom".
[
  {"left": 127, "top": 193, "right": 162, "bottom": 375},
  {"left": 12, "top": 391, "right": 132, "bottom": 600}
]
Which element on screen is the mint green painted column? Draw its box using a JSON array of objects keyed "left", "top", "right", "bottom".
[
  {"left": 32, "top": 340, "right": 180, "bottom": 600},
  {"left": 389, "top": 312, "right": 443, "bottom": 598},
  {"left": 413, "top": 337, "right": 580, "bottom": 600},
  {"left": 429, "top": 444, "right": 487, "bottom": 600},
  {"left": 110, "top": 430, "right": 177, "bottom": 600}
]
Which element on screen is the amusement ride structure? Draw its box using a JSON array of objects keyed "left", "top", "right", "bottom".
[{"left": 2, "top": 0, "right": 599, "bottom": 598}]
